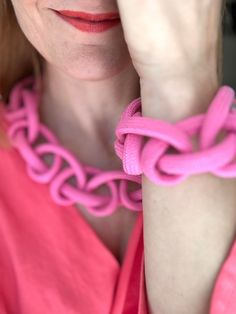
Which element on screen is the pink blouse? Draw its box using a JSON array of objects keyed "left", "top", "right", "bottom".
[
  {"left": 0, "top": 142, "right": 148, "bottom": 314},
  {"left": 0, "top": 122, "right": 236, "bottom": 313}
]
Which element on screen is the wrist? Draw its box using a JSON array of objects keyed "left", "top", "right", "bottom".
[{"left": 140, "top": 59, "right": 219, "bottom": 123}]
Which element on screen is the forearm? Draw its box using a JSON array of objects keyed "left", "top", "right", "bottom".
[{"left": 140, "top": 34, "right": 236, "bottom": 314}]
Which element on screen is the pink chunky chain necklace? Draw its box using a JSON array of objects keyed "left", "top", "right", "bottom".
[
  {"left": 2, "top": 75, "right": 236, "bottom": 217},
  {"left": 2, "top": 75, "right": 142, "bottom": 217}
]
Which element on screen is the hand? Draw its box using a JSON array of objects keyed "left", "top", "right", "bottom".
[{"left": 117, "top": 0, "right": 225, "bottom": 80}]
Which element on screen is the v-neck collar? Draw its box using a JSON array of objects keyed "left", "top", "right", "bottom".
[
  {"left": 9, "top": 144, "right": 145, "bottom": 312},
  {"left": 9, "top": 144, "right": 144, "bottom": 272},
  {"left": 64, "top": 199, "right": 143, "bottom": 272}
]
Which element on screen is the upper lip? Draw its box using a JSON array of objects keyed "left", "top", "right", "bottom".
[{"left": 54, "top": 10, "right": 120, "bottom": 21}]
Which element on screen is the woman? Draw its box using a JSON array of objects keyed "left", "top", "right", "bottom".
[{"left": 0, "top": 0, "right": 235, "bottom": 313}]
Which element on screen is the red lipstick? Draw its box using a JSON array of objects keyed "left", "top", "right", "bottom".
[
  {"left": 57, "top": 10, "right": 120, "bottom": 21},
  {"left": 54, "top": 10, "right": 121, "bottom": 33}
]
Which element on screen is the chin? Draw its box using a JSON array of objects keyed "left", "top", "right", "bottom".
[{"left": 60, "top": 60, "right": 131, "bottom": 81}]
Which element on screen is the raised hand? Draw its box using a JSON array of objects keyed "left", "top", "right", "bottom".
[{"left": 116, "top": 0, "right": 225, "bottom": 80}]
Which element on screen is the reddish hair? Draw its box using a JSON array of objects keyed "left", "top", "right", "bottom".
[{"left": 0, "top": 0, "right": 43, "bottom": 147}]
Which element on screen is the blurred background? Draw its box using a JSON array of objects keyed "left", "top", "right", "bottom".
[{"left": 223, "top": 0, "right": 236, "bottom": 87}]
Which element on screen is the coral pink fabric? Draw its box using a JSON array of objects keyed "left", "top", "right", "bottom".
[
  {"left": 1, "top": 124, "right": 236, "bottom": 313},
  {"left": 0, "top": 142, "right": 149, "bottom": 314}
]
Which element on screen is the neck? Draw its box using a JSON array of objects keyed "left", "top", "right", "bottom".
[{"left": 38, "top": 62, "right": 140, "bottom": 169}]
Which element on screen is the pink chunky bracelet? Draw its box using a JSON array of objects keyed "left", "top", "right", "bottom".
[{"left": 114, "top": 86, "right": 236, "bottom": 186}]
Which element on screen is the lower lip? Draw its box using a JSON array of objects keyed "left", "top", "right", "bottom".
[{"left": 55, "top": 12, "right": 121, "bottom": 33}]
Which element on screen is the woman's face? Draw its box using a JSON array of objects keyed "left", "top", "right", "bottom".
[{"left": 10, "top": 0, "right": 132, "bottom": 79}]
